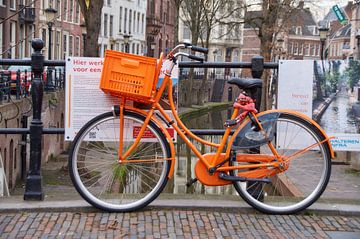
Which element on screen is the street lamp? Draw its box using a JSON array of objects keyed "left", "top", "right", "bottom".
[
  {"left": 80, "top": 23, "right": 87, "bottom": 56},
  {"left": 319, "top": 26, "right": 329, "bottom": 61},
  {"left": 45, "top": 7, "right": 57, "bottom": 92},
  {"left": 123, "top": 34, "right": 131, "bottom": 53}
]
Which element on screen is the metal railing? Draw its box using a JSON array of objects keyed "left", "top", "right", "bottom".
[{"left": 0, "top": 38, "right": 279, "bottom": 200}]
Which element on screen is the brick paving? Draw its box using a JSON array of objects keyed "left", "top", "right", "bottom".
[{"left": 0, "top": 209, "right": 359, "bottom": 238}]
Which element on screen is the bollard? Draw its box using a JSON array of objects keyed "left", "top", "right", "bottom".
[{"left": 24, "top": 38, "right": 45, "bottom": 200}]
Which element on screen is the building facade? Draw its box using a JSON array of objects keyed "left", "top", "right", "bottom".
[
  {"left": 99, "top": 0, "right": 147, "bottom": 57},
  {"left": 0, "top": 0, "right": 84, "bottom": 60},
  {"left": 146, "top": 0, "right": 175, "bottom": 58}
]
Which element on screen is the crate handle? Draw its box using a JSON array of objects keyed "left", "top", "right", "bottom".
[{"left": 121, "top": 58, "right": 140, "bottom": 68}]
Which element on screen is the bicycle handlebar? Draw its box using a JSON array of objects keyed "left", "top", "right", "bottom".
[
  {"left": 188, "top": 54, "right": 204, "bottom": 62},
  {"left": 189, "top": 46, "right": 209, "bottom": 54}
]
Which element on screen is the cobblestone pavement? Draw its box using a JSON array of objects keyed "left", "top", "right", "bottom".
[{"left": 0, "top": 209, "right": 359, "bottom": 239}]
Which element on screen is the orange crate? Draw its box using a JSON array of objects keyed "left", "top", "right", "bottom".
[{"left": 100, "top": 50, "right": 159, "bottom": 102}]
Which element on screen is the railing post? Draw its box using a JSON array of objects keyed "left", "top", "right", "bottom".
[
  {"left": 16, "top": 70, "right": 21, "bottom": 100},
  {"left": 251, "top": 56, "right": 264, "bottom": 79},
  {"left": 24, "top": 38, "right": 45, "bottom": 200},
  {"left": 0, "top": 75, "right": 3, "bottom": 105}
]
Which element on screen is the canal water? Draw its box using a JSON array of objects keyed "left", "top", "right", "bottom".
[
  {"left": 173, "top": 106, "right": 234, "bottom": 195},
  {"left": 319, "top": 87, "right": 358, "bottom": 134}
]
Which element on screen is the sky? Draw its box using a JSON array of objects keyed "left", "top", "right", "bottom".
[{"left": 304, "top": 0, "right": 355, "bottom": 20}]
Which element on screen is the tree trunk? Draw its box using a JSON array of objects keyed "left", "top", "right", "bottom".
[{"left": 78, "top": 0, "right": 104, "bottom": 57}]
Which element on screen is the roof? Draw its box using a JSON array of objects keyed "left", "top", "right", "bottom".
[{"left": 331, "top": 23, "right": 351, "bottom": 39}]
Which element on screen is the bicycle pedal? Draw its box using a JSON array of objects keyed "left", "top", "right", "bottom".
[
  {"left": 186, "top": 178, "right": 198, "bottom": 187},
  {"left": 224, "top": 119, "right": 238, "bottom": 127}
]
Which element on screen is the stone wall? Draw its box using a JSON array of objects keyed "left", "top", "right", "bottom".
[{"left": 0, "top": 91, "right": 67, "bottom": 192}]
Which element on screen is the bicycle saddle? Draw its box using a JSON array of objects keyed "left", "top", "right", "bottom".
[{"left": 228, "top": 77, "right": 263, "bottom": 90}]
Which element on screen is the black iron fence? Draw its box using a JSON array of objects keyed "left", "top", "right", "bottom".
[
  {"left": 0, "top": 38, "right": 279, "bottom": 200},
  {"left": 0, "top": 57, "right": 65, "bottom": 104}
]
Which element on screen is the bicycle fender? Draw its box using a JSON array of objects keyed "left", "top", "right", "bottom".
[
  {"left": 125, "top": 107, "right": 176, "bottom": 178},
  {"left": 227, "top": 110, "right": 335, "bottom": 158}
]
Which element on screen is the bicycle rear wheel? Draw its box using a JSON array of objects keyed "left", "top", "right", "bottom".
[
  {"left": 69, "top": 110, "right": 172, "bottom": 212},
  {"left": 230, "top": 112, "right": 332, "bottom": 214}
]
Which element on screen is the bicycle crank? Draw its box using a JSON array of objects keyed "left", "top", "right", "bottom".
[{"left": 218, "top": 172, "right": 271, "bottom": 183}]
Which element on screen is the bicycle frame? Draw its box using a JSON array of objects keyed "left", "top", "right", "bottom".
[{"left": 117, "top": 60, "right": 335, "bottom": 186}]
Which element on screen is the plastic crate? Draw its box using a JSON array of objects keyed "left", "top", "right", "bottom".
[{"left": 100, "top": 50, "right": 159, "bottom": 102}]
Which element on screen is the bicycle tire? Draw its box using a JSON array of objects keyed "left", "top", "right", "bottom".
[
  {"left": 69, "top": 110, "right": 172, "bottom": 212},
  {"left": 230, "top": 112, "right": 332, "bottom": 214}
]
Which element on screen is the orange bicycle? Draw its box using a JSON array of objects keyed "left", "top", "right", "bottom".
[{"left": 68, "top": 44, "right": 334, "bottom": 214}]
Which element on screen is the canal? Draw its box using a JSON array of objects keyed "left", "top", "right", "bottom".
[
  {"left": 173, "top": 106, "right": 234, "bottom": 195},
  {"left": 319, "top": 86, "right": 358, "bottom": 134}
]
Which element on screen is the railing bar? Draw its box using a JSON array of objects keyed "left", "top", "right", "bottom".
[
  {"left": 179, "top": 62, "right": 278, "bottom": 69},
  {"left": 0, "top": 128, "right": 233, "bottom": 135}
]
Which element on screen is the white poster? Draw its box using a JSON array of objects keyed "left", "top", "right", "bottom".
[
  {"left": 278, "top": 60, "right": 360, "bottom": 151},
  {"left": 65, "top": 57, "right": 178, "bottom": 141},
  {"left": 278, "top": 60, "right": 313, "bottom": 117}
]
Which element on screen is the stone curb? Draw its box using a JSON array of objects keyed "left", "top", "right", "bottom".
[{"left": 0, "top": 198, "right": 359, "bottom": 216}]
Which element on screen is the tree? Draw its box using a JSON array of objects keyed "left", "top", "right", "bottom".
[
  {"left": 180, "top": 0, "right": 242, "bottom": 106},
  {"left": 345, "top": 60, "right": 360, "bottom": 92},
  {"left": 77, "top": 0, "right": 104, "bottom": 57},
  {"left": 243, "top": 0, "right": 302, "bottom": 110}
]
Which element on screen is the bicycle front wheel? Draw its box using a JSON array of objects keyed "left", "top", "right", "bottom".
[
  {"left": 69, "top": 110, "right": 172, "bottom": 212},
  {"left": 231, "top": 112, "right": 332, "bottom": 214}
]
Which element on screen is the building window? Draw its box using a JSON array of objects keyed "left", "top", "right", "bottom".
[
  {"left": 110, "top": 15, "right": 113, "bottom": 37},
  {"left": 150, "top": 0, "right": 155, "bottom": 14},
  {"left": 129, "top": 10, "right": 132, "bottom": 34},
  {"left": 63, "top": 34, "right": 68, "bottom": 59},
  {"left": 64, "top": 0, "right": 68, "bottom": 21},
  {"left": 299, "top": 43, "right": 303, "bottom": 55},
  {"left": 295, "top": 26, "right": 302, "bottom": 35},
  {"left": 124, "top": 8, "right": 127, "bottom": 33},
  {"left": 69, "top": 0, "right": 73, "bottom": 22},
  {"left": 310, "top": 44, "right": 315, "bottom": 56},
  {"left": 9, "top": 21, "right": 16, "bottom": 58},
  {"left": 55, "top": 31, "right": 60, "bottom": 59},
  {"left": 107, "top": 0, "right": 111, "bottom": 6},
  {"left": 288, "top": 42, "right": 293, "bottom": 55},
  {"left": 316, "top": 44, "right": 320, "bottom": 56},
  {"left": 141, "top": 14, "right": 144, "bottom": 34},
  {"left": 10, "top": 0, "right": 15, "bottom": 9},
  {"left": 304, "top": 44, "right": 310, "bottom": 56},
  {"left": 119, "top": 7, "right": 122, "bottom": 33},
  {"left": 75, "top": 36, "right": 80, "bottom": 56},
  {"left": 75, "top": 2, "right": 80, "bottom": 23},
  {"left": 293, "top": 42, "right": 298, "bottom": 55},
  {"left": 104, "top": 14, "right": 108, "bottom": 37},
  {"left": 69, "top": 35, "right": 73, "bottom": 56},
  {"left": 133, "top": 11, "right": 136, "bottom": 34},
  {"left": 137, "top": 12, "right": 140, "bottom": 33}
]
